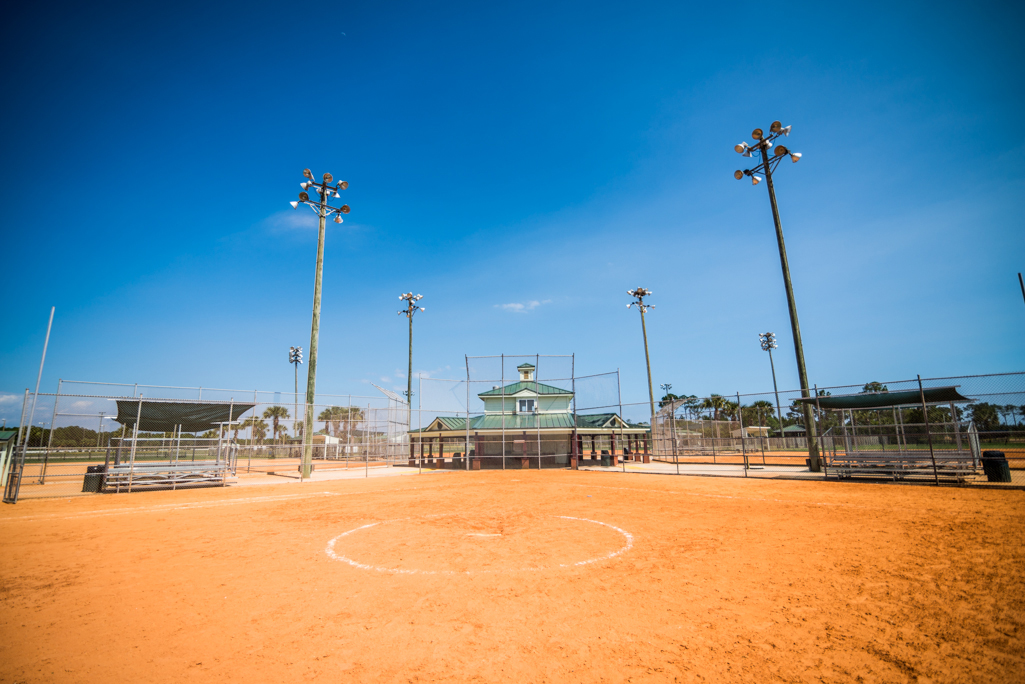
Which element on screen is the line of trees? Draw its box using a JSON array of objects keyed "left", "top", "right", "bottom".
[
  {"left": 7, "top": 404, "right": 370, "bottom": 449},
  {"left": 658, "top": 382, "right": 1025, "bottom": 437}
]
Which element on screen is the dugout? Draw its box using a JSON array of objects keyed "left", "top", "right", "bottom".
[
  {"left": 104, "top": 398, "right": 256, "bottom": 492},
  {"left": 797, "top": 386, "right": 978, "bottom": 483}
]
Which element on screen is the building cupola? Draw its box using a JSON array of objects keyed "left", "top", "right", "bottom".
[{"left": 518, "top": 363, "right": 535, "bottom": 382}]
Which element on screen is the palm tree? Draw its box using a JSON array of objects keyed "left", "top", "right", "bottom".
[
  {"left": 1004, "top": 404, "right": 1018, "bottom": 426},
  {"left": 319, "top": 406, "right": 364, "bottom": 438},
  {"left": 237, "top": 417, "right": 268, "bottom": 443},
  {"left": 263, "top": 406, "right": 290, "bottom": 443},
  {"left": 751, "top": 400, "right": 775, "bottom": 428},
  {"left": 702, "top": 394, "right": 727, "bottom": 421}
]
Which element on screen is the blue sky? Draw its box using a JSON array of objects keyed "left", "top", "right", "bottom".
[{"left": 1, "top": 0, "right": 1023, "bottom": 420}]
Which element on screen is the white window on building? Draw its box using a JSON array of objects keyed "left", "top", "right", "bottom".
[{"left": 518, "top": 399, "right": 535, "bottom": 413}]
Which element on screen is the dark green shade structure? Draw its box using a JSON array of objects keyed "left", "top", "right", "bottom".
[
  {"left": 795, "top": 387, "right": 970, "bottom": 410},
  {"left": 115, "top": 400, "right": 255, "bottom": 433}
]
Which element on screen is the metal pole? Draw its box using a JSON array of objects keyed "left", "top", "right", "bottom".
[
  {"left": 294, "top": 361, "right": 299, "bottom": 447},
  {"left": 738, "top": 391, "right": 747, "bottom": 476},
  {"left": 761, "top": 147, "right": 819, "bottom": 471},
  {"left": 767, "top": 348, "right": 784, "bottom": 450},
  {"left": 301, "top": 189, "right": 329, "bottom": 480},
  {"left": 618, "top": 369, "right": 626, "bottom": 473},
  {"left": 536, "top": 354, "right": 541, "bottom": 470},
  {"left": 814, "top": 384, "right": 826, "bottom": 478},
  {"left": 418, "top": 377, "right": 422, "bottom": 475},
  {"left": 465, "top": 355, "right": 470, "bottom": 471},
  {"left": 639, "top": 306, "right": 655, "bottom": 427},
  {"left": 19, "top": 307, "right": 55, "bottom": 493},
  {"left": 407, "top": 306, "right": 413, "bottom": 428},
  {"left": 571, "top": 354, "right": 576, "bottom": 470},
  {"left": 3, "top": 390, "right": 29, "bottom": 502},
  {"left": 501, "top": 354, "right": 506, "bottom": 470},
  {"left": 127, "top": 396, "right": 142, "bottom": 493},
  {"left": 366, "top": 403, "right": 370, "bottom": 478},
  {"left": 917, "top": 375, "right": 940, "bottom": 485},
  {"left": 1019, "top": 273, "right": 1025, "bottom": 310}
]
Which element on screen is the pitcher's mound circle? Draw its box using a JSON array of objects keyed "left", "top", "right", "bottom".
[{"left": 325, "top": 514, "right": 633, "bottom": 575}]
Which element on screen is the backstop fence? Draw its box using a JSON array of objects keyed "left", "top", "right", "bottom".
[{"left": 2, "top": 369, "right": 1023, "bottom": 502}]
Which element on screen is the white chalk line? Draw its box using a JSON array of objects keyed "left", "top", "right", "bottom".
[
  {"left": 324, "top": 515, "right": 634, "bottom": 575},
  {"left": 0, "top": 491, "right": 344, "bottom": 522},
  {"left": 563, "top": 482, "right": 876, "bottom": 509},
  {"left": 0, "top": 478, "right": 482, "bottom": 524}
]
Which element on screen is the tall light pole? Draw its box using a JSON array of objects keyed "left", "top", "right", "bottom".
[
  {"left": 734, "top": 122, "right": 820, "bottom": 471},
  {"left": 289, "top": 346, "right": 303, "bottom": 440},
  {"left": 628, "top": 288, "right": 656, "bottom": 428},
  {"left": 290, "top": 168, "right": 350, "bottom": 479},
  {"left": 759, "top": 332, "right": 785, "bottom": 440},
  {"left": 398, "top": 293, "right": 424, "bottom": 425}
]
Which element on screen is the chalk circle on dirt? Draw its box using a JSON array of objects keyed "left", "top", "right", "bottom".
[{"left": 325, "top": 514, "right": 634, "bottom": 575}]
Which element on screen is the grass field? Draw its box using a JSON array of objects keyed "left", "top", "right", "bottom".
[{"left": 1, "top": 471, "right": 1023, "bottom": 683}]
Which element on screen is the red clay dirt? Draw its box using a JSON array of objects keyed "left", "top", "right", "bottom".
[{"left": 1, "top": 470, "right": 1022, "bottom": 683}]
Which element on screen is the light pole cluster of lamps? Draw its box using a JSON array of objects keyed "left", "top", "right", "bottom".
[
  {"left": 627, "top": 288, "right": 656, "bottom": 427},
  {"left": 398, "top": 293, "right": 425, "bottom": 415},
  {"left": 289, "top": 169, "right": 349, "bottom": 479},
  {"left": 632, "top": 120, "right": 820, "bottom": 471},
  {"left": 734, "top": 121, "right": 820, "bottom": 470},
  {"left": 284, "top": 118, "right": 822, "bottom": 477}
]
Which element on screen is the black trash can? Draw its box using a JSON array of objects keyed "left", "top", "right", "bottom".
[
  {"left": 982, "top": 451, "right": 1011, "bottom": 483},
  {"left": 82, "top": 464, "right": 106, "bottom": 493}
]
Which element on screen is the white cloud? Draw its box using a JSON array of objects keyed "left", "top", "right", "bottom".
[
  {"left": 261, "top": 209, "right": 319, "bottom": 233},
  {"left": 495, "top": 299, "right": 551, "bottom": 313},
  {"left": 0, "top": 394, "right": 21, "bottom": 405}
]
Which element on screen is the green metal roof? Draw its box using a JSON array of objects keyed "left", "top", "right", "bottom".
[
  {"left": 478, "top": 381, "right": 572, "bottom": 397},
  {"left": 517, "top": 363, "right": 535, "bottom": 369},
  {"left": 412, "top": 412, "right": 648, "bottom": 433},
  {"left": 795, "top": 386, "right": 970, "bottom": 410},
  {"left": 473, "top": 414, "right": 576, "bottom": 430},
  {"left": 0, "top": 430, "right": 18, "bottom": 442}
]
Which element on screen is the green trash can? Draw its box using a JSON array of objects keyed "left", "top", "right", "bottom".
[
  {"left": 982, "top": 451, "right": 1011, "bottom": 483},
  {"left": 82, "top": 465, "right": 105, "bottom": 493},
  {"left": 600, "top": 450, "right": 611, "bottom": 467}
]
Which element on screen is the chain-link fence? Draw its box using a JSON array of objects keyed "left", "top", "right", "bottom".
[
  {"left": 642, "top": 372, "right": 1025, "bottom": 486},
  {"left": 3, "top": 371, "right": 1022, "bottom": 502},
  {"left": 2, "top": 381, "right": 410, "bottom": 501}
]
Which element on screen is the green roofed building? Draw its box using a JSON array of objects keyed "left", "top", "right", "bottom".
[{"left": 410, "top": 363, "right": 650, "bottom": 468}]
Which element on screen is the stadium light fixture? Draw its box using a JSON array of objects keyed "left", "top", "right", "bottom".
[
  {"left": 288, "top": 168, "right": 350, "bottom": 480},
  {"left": 398, "top": 292, "right": 426, "bottom": 426},
  {"left": 733, "top": 122, "right": 819, "bottom": 471},
  {"left": 627, "top": 287, "right": 657, "bottom": 428}
]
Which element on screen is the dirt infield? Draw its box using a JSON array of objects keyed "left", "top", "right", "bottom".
[{"left": 1, "top": 471, "right": 1023, "bottom": 683}]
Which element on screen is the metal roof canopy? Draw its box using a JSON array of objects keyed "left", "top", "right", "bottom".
[
  {"left": 115, "top": 399, "right": 256, "bottom": 432},
  {"left": 795, "top": 386, "right": 970, "bottom": 410}
]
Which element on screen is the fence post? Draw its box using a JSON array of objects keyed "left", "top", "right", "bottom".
[
  {"left": 917, "top": 376, "right": 940, "bottom": 485},
  {"left": 2, "top": 390, "right": 30, "bottom": 503},
  {"left": 127, "top": 396, "right": 142, "bottom": 493},
  {"left": 737, "top": 392, "right": 747, "bottom": 476},
  {"left": 814, "top": 384, "right": 827, "bottom": 478}
]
